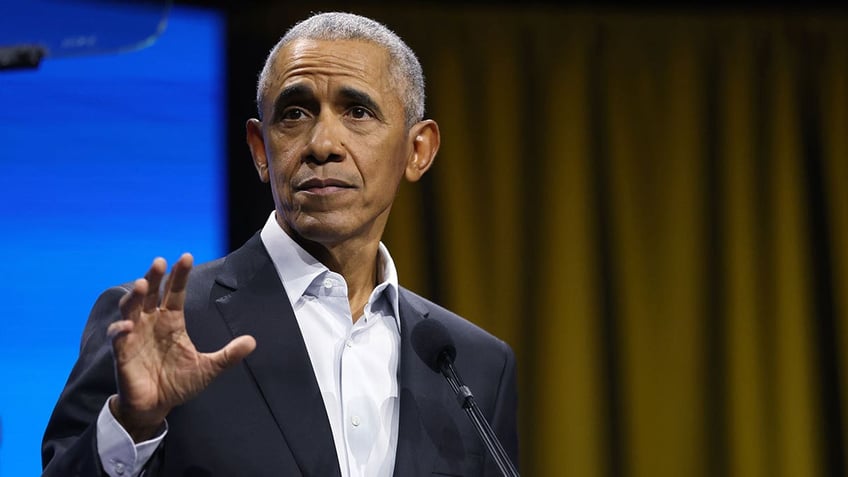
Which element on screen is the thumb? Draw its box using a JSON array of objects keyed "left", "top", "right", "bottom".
[{"left": 207, "top": 335, "right": 257, "bottom": 371}]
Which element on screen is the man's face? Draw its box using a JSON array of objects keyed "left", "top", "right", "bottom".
[{"left": 248, "top": 39, "right": 424, "bottom": 248}]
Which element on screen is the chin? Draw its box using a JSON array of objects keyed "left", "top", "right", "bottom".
[
  {"left": 297, "top": 228, "right": 349, "bottom": 246},
  {"left": 289, "top": 216, "right": 358, "bottom": 245}
]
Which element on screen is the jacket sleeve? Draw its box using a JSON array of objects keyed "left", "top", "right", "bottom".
[
  {"left": 41, "top": 286, "right": 128, "bottom": 477},
  {"left": 485, "top": 341, "right": 520, "bottom": 475}
]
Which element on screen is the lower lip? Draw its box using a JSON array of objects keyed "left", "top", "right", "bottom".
[{"left": 299, "top": 186, "right": 351, "bottom": 196}]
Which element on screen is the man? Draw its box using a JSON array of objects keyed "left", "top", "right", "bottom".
[{"left": 42, "top": 12, "right": 518, "bottom": 477}]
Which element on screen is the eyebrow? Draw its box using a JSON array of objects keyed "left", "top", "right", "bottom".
[
  {"left": 270, "top": 84, "right": 316, "bottom": 121},
  {"left": 338, "top": 86, "right": 383, "bottom": 119}
]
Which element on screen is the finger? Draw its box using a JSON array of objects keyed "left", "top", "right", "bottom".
[
  {"left": 142, "top": 257, "right": 167, "bottom": 313},
  {"left": 162, "top": 253, "right": 193, "bottom": 311},
  {"left": 107, "top": 320, "right": 135, "bottom": 357},
  {"left": 107, "top": 320, "right": 134, "bottom": 340},
  {"left": 119, "top": 278, "right": 149, "bottom": 322},
  {"left": 206, "top": 335, "right": 257, "bottom": 372}
]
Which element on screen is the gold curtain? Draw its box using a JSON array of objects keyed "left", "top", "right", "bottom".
[
  {"left": 243, "top": 5, "right": 848, "bottom": 476},
  {"left": 377, "top": 8, "right": 848, "bottom": 477}
]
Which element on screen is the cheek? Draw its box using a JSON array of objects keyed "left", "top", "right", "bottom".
[
  {"left": 266, "top": 139, "right": 301, "bottom": 178},
  {"left": 265, "top": 154, "right": 301, "bottom": 205},
  {"left": 383, "top": 138, "right": 412, "bottom": 177},
  {"left": 373, "top": 133, "right": 410, "bottom": 165},
  {"left": 363, "top": 149, "right": 408, "bottom": 192}
]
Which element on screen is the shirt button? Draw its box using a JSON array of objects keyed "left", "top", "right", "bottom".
[
  {"left": 115, "top": 462, "right": 126, "bottom": 475},
  {"left": 323, "top": 278, "right": 333, "bottom": 289},
  {"left": 345, "top": 339, "right": 353, "bottom": 348},
  {"left": 351, "top": 415, "right": 361, "bottom": 427}
]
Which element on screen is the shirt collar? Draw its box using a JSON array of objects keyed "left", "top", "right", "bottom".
[{"left": 259, "top": 211, "right": 400, "bottom": 322}]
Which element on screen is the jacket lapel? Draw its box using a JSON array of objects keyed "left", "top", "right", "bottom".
[
  {"left": 213, "top": 235, "right": 341, "bottom": 477},
  {"left": 393, "top": 289, "right": 454, "bottom": 476}
]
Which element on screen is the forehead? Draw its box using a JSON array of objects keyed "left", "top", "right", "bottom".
[{"left": 265, "top": 39, "right": 394, "bottom": 98}]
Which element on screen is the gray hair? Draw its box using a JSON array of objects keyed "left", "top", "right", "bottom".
[{"left": 256, "top": 12, "right": 425, "bottom": 128}]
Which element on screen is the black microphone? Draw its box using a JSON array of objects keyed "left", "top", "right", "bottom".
[{"left": 411, "top": 320, "right": 519, "bottom": 477}]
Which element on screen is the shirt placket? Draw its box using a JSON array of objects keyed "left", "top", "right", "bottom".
[{"left": 340, "top": 301, "right": 381, "bottom": 476}]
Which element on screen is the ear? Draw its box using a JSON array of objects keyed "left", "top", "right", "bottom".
[
  {"left": 246, "top": 118, "right": 270, "bottom": 183},
  {"left": 404, "top": 119, "right": 440, "bottom": 182}
]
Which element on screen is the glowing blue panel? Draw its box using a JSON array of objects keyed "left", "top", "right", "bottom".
[{"left": 0, "top": 7, "right": 225, "bottom": 475}]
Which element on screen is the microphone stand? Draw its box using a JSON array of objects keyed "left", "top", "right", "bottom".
[{"left": 439, "top": 354, "right": 520, "bottom": 477}]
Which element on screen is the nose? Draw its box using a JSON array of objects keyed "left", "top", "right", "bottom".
[{"left": 304, "top": 113, "right": 345, "bottom": 164}]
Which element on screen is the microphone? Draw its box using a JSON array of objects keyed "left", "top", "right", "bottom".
[
  {"left": 411, "top": 318, "right": 456, "bottom": 373},
  {"left": 411, "top": 320, "right": 519, "bottom": 477}
]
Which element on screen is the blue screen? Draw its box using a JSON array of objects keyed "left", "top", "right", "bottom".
[{"left": 0, "top": 7, "right": 225, "bottom": 475}]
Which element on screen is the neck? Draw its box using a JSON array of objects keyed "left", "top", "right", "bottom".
[
  {"left": 312, "top": 239, "right": 380, "bottom": 292},
  {"left": 282, "top": 223, "right": 383, "bottom": 322}
]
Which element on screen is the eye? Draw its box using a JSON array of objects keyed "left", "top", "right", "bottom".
[
  {"left": 281, "top": 108, "right": 308, "bottom": 121},
  {"left": 348, "top": 106, "right": 374, "bottom": 120}
]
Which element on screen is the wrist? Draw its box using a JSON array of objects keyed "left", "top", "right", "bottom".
[{"left": 108, "top": 395, "right": 168, "bottom": 443}]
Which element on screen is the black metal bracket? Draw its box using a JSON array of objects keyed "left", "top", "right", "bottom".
[{"left": 0, "top": 45, "right": 46, "bottom": 70}]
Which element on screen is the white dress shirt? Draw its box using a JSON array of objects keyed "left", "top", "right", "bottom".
[
  {"left": 96, "top": 211, "right": 401, "bottom": 477},
  {"left": 261, "top": 212, "right": 401, "bottom": 477}
]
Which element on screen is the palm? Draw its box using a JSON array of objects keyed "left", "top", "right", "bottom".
[
  {"left": 117, "top": 308, "right": 206, "bottom": 408},
  {"left": 107, "top": 254, "right": 255, "bottom": 440}
]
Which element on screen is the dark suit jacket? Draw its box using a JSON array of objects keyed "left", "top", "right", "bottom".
[{"left": 42, "top": 234, "right": 518, "bottom": 476}]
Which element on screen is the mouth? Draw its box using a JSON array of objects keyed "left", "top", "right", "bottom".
[{"left": 295, "top": 177, "right": 355, "bottom": 195}]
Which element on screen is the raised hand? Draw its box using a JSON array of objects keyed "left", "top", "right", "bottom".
[{"left": 106, "top": 253, "right": 256, "bottom": 442}]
